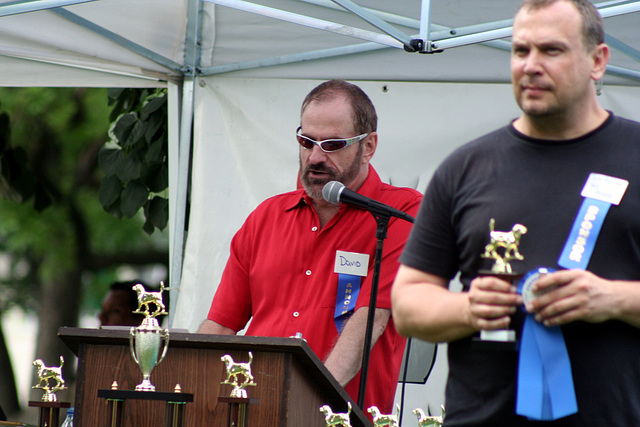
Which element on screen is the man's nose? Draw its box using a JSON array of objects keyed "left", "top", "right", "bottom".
[
  {"left": 523, "top": 50, "right": 544, "bottom": 74},
  {"left": 307, "top": 143, "right": 329, "bottom": 163}
]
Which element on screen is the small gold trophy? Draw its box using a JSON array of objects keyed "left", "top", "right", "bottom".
[
  {"left": 129, "top": 282, "right": 170, "bottom": 392},
  {"left": 220, "top": 352, "right": 257, "bottom": 398},
  {"left": 413, "top": 406, "right": 445, "bottom": 427},
  {"left": 478, "top": 218, "right": 527, "bottom": 346},
  {"left": 319, "top": 402, "right": 352, "bottom": 427},
  {"left": 32, "top": 356, "right": 67, "bottom": 402},
  {"left": 368, "top": 404, "right": 399, "bottom": 426}
]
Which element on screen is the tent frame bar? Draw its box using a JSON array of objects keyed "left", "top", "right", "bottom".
[
  {"left": 0, "top": 0, "right": 96, "bottom": 17},
  {"left": 200, "top": 0, "right": 640, "bottom": 83},
  {"left": 202, "top": 0, "right": 401, "bottom": 48}
]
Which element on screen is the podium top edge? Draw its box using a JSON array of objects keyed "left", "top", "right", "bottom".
[{"left": 58, "top": 327, "right": 313, "bottom": 355}]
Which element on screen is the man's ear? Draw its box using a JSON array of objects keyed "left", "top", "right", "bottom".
[
  {"left": 362, "top": 131, "right": 377, "bottom": 163},
  {"left": 591, "top": 43, "right": 610, "bottom": 81}
]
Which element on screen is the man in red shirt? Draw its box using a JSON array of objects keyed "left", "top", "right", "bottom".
[{"left": 199, "top": 80, "right": 422, "bottom": 412}]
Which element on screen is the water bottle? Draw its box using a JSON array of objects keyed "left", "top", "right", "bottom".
[{"left": 61, "top": 407, "right": 74, "bottom": 427}]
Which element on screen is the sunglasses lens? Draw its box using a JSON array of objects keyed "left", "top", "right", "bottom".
[
  {"left": 320, "top": 140, "right": 347, "bottom": 152},
  {"left": 297, "top": 135, "right": 315, "bottom": 149}
]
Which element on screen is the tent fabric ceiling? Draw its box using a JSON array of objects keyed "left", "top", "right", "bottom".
[
  {"left": 0, "top": 0, "right": 638, "bottom": 86},
  {"left": 0, "top": 0, "right": 188, "bottom": 86}
]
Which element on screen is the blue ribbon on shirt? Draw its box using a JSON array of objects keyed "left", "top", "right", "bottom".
[
  {"left": 557, "top": 198, "right": 611, "bottom": 270},
  {"left": 516, "top": 197, "right": 612, "bottom": 420},
  {"left": 517, "top": 269, "right": 577, "bottom": 420},
  {"left": 334, "top": 274, "right": 360, "bottom": 333}
]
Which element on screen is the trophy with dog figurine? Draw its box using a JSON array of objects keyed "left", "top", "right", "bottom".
[
  {"left": 29, "top": 355, "right": 70, "bottom": 427},
  {"left": 218, "top": 352, "right": 258, "bottom": 427},
  {"left": 129, "top": 282, "right": 170, "bottom": 392},
  {"left": 32, "top": 356, "right": 67, "bottom": 402},
  {"left": 477, "top": 218, "right": 527, "bottom": 348}
]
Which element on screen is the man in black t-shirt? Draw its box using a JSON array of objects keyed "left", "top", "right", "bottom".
[{"left": 392, "top": 1, "right": 640, "bottom": 426}]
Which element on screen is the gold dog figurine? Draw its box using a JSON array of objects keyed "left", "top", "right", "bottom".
[
  {"left": 319, "top": 402, "right": 352, "bottom": 427},
  {"left": 32, "top": 356, "right": 67, "bottom": 402},
  {"left": 481, "top": 218, "right": 528, "bottom": 274},
  {"left": 368, "top": 404, "right": 399, "bottom": 426},
  {"left": 132, "top": 281, "right": 168, "bottom": 318},
  {"left": 221, "top": 352, "right": 257, "bottom": 398}
]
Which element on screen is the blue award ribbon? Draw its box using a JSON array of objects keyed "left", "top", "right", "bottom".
[
  {"left": 334, "top": 274, "right": 361, "bottom": 333},
  {"left": 557, "top": 198, "right": 611, "bottom": 270},
  {"left": 516, "top": 178, "right": 620, "bottom": 420},
  {"left": 516, "top": 269, "right": 577, "bottom": 421}
]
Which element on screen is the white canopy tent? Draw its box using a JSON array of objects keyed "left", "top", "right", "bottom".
[{"left": 2, "top": 0, "right": 640, "bottom": 419}]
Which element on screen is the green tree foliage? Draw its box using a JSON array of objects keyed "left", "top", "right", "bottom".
[
  {"left": 99, "top": 88, "right": 169, "bottom": 235},
  {"left": 0, "top": 87, "right": 168, "bottom": 415}
]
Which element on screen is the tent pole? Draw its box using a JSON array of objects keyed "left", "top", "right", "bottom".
[
  {"left": 169, "top": 0, "right": 202, "bottom": 327},
  {"left": 418, "top": 0, "right": 432, "bottom": 53}
]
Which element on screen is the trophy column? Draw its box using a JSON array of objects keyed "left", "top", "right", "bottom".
[{"left": 28, "top": 401, "right": 71, "bottom": 427}]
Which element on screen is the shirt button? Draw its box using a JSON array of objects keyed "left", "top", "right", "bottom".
[
  {"left": 311, "top": 226, "right": 318, "bottom": 232},
  {"left": 305, "top": 270, "right": 312, "bottom": 276},
  {"left": 293, "top": 312, "right": 300, "bottom": 317}
]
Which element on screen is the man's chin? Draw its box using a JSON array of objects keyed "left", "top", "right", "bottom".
[{"left": 301, "top": 179, "right": 328, "bottom": 200}]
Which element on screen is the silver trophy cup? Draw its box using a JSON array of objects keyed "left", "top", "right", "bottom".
[{"left": 129, "top": 317, "right": 169, "bottom": 391}]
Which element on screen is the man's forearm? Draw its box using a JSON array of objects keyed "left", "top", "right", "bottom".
[
  {"left": 197, "top": 318, "right": 236, "bottom": 335},
  {"left": 323, "top": 307, "right": 390, "bottom": 386}
]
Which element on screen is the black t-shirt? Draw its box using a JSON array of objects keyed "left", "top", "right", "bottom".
[{"left": 401, "top": 114, "right": 640, "bottom": 426}]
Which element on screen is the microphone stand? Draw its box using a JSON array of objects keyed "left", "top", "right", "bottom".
[{"left": 356, "top": 209, "right": 414, "bottom": 409}]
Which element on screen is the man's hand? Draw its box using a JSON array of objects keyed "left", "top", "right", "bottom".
[
  {"left": 525, "top": 269, "right": 616, "bottom": 326},
  {"left": 467, "top": 276, "right": 522, "bottom": 331}
]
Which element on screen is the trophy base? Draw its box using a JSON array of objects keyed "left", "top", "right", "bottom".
[
  {"left": 472, "top": 330, "right": 518, "bottom": 352},
  {"left": 135, "top": 380, "right": 156, "bottom": 392}
]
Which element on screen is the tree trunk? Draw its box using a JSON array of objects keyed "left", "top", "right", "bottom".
[
  {"left": 0, "top": 318, "right": 20, "bottom": 417},
  {"left": 29, "top": 270, "right": 81, "bottom": 404}
]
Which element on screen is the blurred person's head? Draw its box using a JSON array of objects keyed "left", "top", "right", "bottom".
[{"left": 98, "top": 280, "right": 147, "bottom": 327}]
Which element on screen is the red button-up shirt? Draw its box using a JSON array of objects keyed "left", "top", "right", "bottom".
[{"left": 208, "top": 167, "right": 422, "bottom": 412}]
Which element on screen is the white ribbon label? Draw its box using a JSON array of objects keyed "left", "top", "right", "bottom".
[{"left": 581, "top": 173, "right": 628, "bottom": 205}]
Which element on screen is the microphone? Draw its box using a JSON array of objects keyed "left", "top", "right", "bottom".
[{"left": 322, "top": 181, "right": 414, "bottom": 223}]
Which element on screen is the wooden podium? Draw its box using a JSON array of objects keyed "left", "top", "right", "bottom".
[{"left": 58, "top": 327, "right": 371, "bottom": 426}]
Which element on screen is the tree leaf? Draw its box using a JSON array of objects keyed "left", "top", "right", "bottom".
[
  {"left": 144, "top": 113, "right": 164, "bottom": 144},
  {"left": 144, "top": 138, "right": 166, "bottom": 165},
  {"left": 111, "top": 113, "right": 137, "bottom": 144},
  {"left": 140, "top": 95, "right": 166, "bottom": 121},
  {"left": 116, "top": 149, "right": 143, "bottom": 182},
  {"left": 125, "top": 119, "right": 147, "bottom": 148},
  {"left": 98, "top": 175, "right": 122, "bottom": 208},
  {"left": 120, "top": 180, "right": 149, "bottom": 218},
  {"left": 144, "top": 162, "right": 168, "bottom": 193},
  {"left": 146, "top": 196, "right": 168, "bottom": 230},
  {"left": 98, "top": 147, "right": 124, "bottom": 177}
]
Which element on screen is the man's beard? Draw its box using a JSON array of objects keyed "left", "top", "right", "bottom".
[{"left": 299, "top": 145, "right": 363, "bottom": 200}]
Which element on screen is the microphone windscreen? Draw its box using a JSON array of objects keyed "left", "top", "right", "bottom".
[{"left": 322, "top": 181, "right": 344, "bottom": 204}]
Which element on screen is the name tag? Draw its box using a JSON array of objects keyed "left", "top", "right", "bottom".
[
  {"left": 581, "top": 173, "right": 628, "bottom": 205},
  {"left": 334, "top": 251, "right": 369, "bottom": 277}
]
